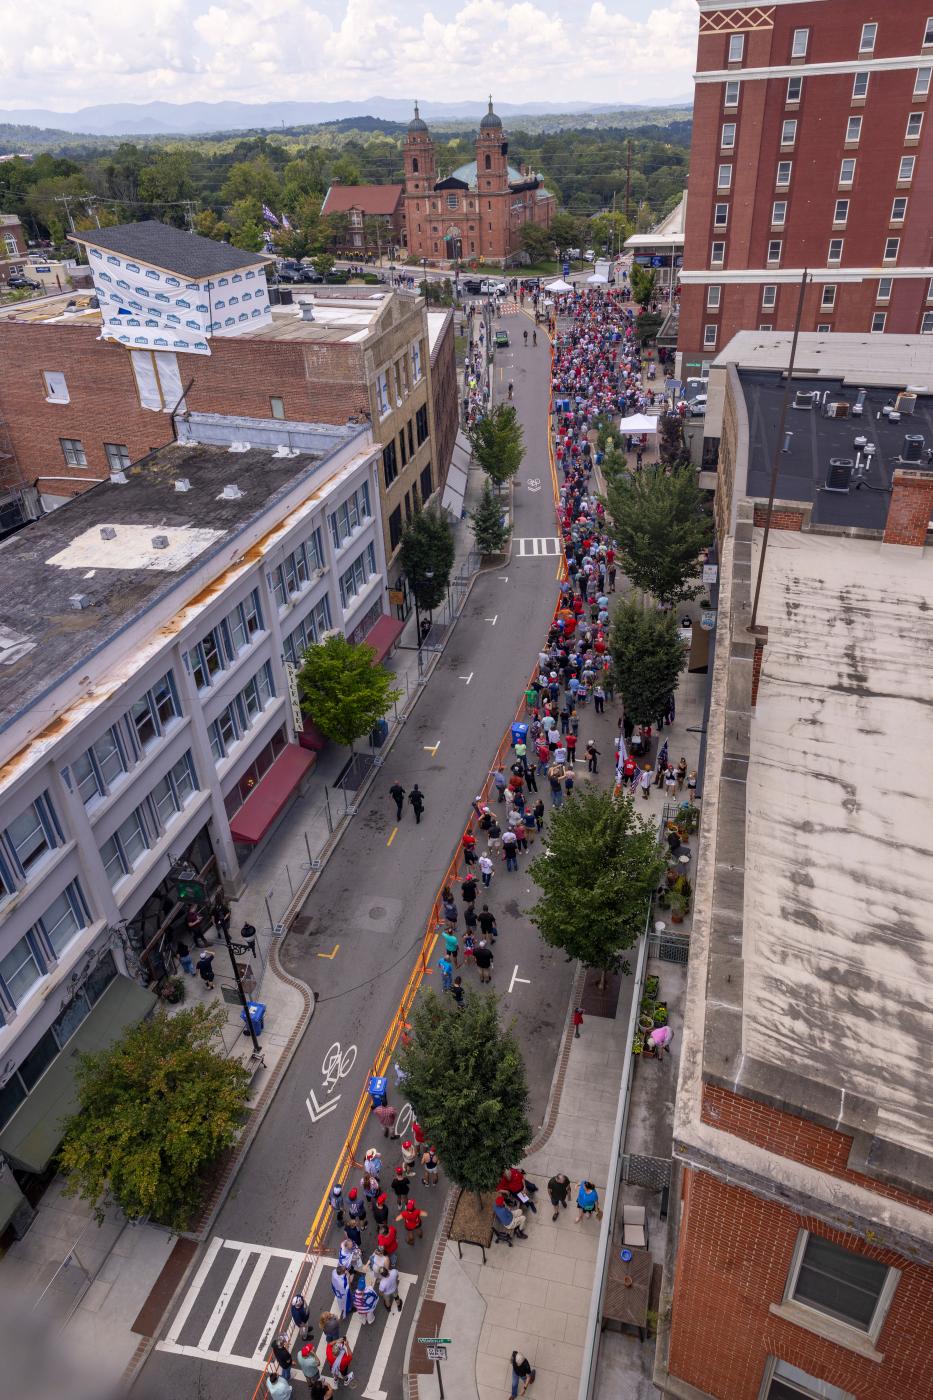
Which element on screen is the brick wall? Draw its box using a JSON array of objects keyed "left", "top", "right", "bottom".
[
  {"left": 668, "top": 1169, "right": 933, "bottom": 1400},
  {"left": 753, "top": 504, "right": 805, "bottom": 530},
  {"left": 701, "top": 1083, "right": 933, "bottom": 1216},
  {"left": 882, "top": 469, "right": 933, "bottom": 547}
]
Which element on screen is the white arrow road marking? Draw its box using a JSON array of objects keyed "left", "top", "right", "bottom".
[
  {"left": 485, "top": 615, "right": 498, "bottom": 625},
  {"left": 508, "top": 964, "right": 531, "bottom": 994},
  {"left": 306, "top": 1089, "right": 342, "bottom": 1122},
  {"left": 498, "top": 575, "right": 509, "bottom": 582},
  {"left": 459, "top": 672, "right": 474, "bottom": 684},
  {"left": 424, "top": 741, "right": 440, "bottom": 756}
]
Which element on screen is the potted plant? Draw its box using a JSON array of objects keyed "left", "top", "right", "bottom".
[
  {"left": 159, "top": 976, "right": 185, "bottom": 1004},
  {"left": 674, "top": 875, "right": 693, "bottom": 910},
  {"left": 656, "top": 888, "right": 671, "bottom": 910},
  {"left": 653, "top": 1003, "right": 668, "bottom": 1026},
  {"left": 679, "top": 805, "right": 700, "bottom": 836},
  {"left": 645, "top": 975, "right": 660, "bottom": 999},
  {"left": 665, "top": 865, "right": 678, "bottom": 888},
  {"left": 632, "top": 1032, "right": 644, "bottom": 1055},
  {"left": 670, "top": 895, "right": 686, "bottom": 925},
  {"left": 638, "top": 1006, "right": 656, "bottom": 1033}
]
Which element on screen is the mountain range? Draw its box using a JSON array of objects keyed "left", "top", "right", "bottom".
[{"left": 0, "top": 96, "right": 692, "bottom": 138}]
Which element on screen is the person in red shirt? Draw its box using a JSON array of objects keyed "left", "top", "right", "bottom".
[
  {"left": 412, "top": 1119, "right": 426, "bottom": 1147},
  {"left": 498, "top": 1167, "right": 538, "bottom": 1213},
  {"left": 398, "top": 1199, "right": 428, "bottom": 1244},
  {"left": 461, "top": 828, "right": 477, "bottom": 866},
  {"left": 377, "top": 1224, "right": 398, "bottom": 1266}
]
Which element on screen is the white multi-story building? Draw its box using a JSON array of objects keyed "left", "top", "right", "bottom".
[{"left": 0, "top": 413, "right": 390, "bottom": 1230}]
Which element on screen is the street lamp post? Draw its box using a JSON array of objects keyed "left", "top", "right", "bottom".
[
  {"left": 218, "top": 923, "right": 264, "bottom": 1060},
  {"left": 410, "top": 565, "right": 434, "bottom": 676}
]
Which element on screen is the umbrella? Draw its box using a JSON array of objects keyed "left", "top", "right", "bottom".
[
  {"left": 545, "top": 278, "right": 574, "bottom": 294},
  {"left": 618, "top": 412, "right": 660, "bottom": 433}
]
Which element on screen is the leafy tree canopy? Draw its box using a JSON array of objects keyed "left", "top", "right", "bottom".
[
  {"left": 58, "top": 1003, "right": 251, "bottom": 1229},
  {"left": 400, "top": 988, "right": 531, "bottom": 1198},
  {"left": 609, "top": 598, "right": 687, "bottom": 726},
  {"left": 606, "top": 462, "right": 711, "bottom": 605},
  {"left": 629, "top": 262, "right": 658, "bottom": 308},
  {"left": 468, "top": 403, "right": 525, "bottom": 489},
  {"left": 398, "top": 507, "right": 456, "bottom": 611},
  {"left": 471, "top": 480, "right": 510, "bottom": 555},
  {"left": 296, "top": 633, "right": 402, "bottom": 748}
]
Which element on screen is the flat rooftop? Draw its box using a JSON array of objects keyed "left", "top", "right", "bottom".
[
  {"left": 250, "top": 292, "right": 391, "bottom": 344},
  {"left": 746, "top": 529, "right": 933, "bottom": 1158},
  {"left": 739, "top": 368, "right": 933, "bottom": 531},
  {"left": 715, "top": 330, "right": 933, "bottom": 387},
  {"left": 0, "top": 427, "right": 363, "bottom": 736}
]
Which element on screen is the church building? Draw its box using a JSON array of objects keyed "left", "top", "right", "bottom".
[{"left": 403, "top": 99, "right": 555, "bottom": 266}]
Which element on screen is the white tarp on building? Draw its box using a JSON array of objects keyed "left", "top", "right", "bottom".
[{"left": 86, "top": 246, "right": 271, "bottom": 355}]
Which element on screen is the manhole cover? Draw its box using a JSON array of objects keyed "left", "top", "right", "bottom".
[{"left": 368, "top": 905, "right": 386, "bottom": 920}]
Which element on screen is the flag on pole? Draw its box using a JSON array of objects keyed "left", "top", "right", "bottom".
[{"left": 262, "top": 204, "right": 280, "bottom": 226}]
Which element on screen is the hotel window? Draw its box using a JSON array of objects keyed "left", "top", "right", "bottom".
[
  {"left": 714, "top": 203, "right": 729, "bottom": 228},
  {"left": 4, "top": 796, "right": 60, "bottom": 879},
  {"left": 71, "top": 727, "right": 128, "bottom": 807},
  {"left": 791, "top": 28, "right": 809, "bottom": 59},
  {"left": 60, "top": 437, "right": 87, "bottom": 467},
  {"left": 721, "top": 123, "right": 736, "bottom": 149},
  {"left": 786, "top": 76, "right": 802, "bottom": 104},
  {"left": 925, "top": 16, "right": 933, "bottom": 45},
  {"left": 762, "top": 285, "right": 777, "bottom": 309},
  {"left": 821, "top": 285, "right": 837, "bottom": 310},
  {"left": 43, "top": 370, "right": 69, "bottom": 403},
  {"left": 724, "top": 81, "right": 740, "bottom": 108},
  {"left": 827, "top": 238, "right": 844, "bottom": 263},
  {"left": 772, "top": 201, "right": 787, "bottom": 227},
  {"left": 839, "top": 158, "right": 856, "bottom": 186},
  {"left": 884, "top": 236, "right": 900, "bottom": 263},
  {"left": 760, "top": 1357, "right": 855, "bottom": 1400},
  {"left": 227, "top": 589, "right": 263, "bottom": 654},
  {"left": 728, "top": 34, "right": 744, "bottom": 63},
  {"left": 338, "top": 543, "right": 378, "bottom": 610},
  {"left": 703, "top": 325, "right": 717, "bottom": 349},
  {"left": 283, "top": 595, "right": 333, "bottom": 665},
  {"left": 382, "top": 438, "right": 398, "bottom": 488},
  {"left": 891, "top": 196, "right": 908, "bottom": 223},
  {"left": 877, "top": 277, "right": 893, "bottom": 302},
  {"left": 376, "top": 370, "right": 390, "bottom": 417},
  {"left": 149, "top": 753, "right": 198, "bottom": 830},
  {"left": 239, "top": 663, "right": 274, "bottom": 724},
  {"left": 128, "top": 672, "right": 180, "bottom": 753},
  {"left": 717, "top": 164, "right": 732, "bottom": 190},
  {"left": 845, "top": 116, "right": 862, "bottom": 143},
  {"left": 706, "top": 285, "right": 721, "bottom": 310},
  {"left": 899, "top": 155, "right": 916, "bottom": 182},
  {"left": 210, "top": 704, "right": 238, "bottom": 762},
  {"left": 921, "top": 312, "right": 933, "bottom": 333},
  {"left": 776, "top": 161, "right": 792, "bottom": 187},
  {"left": 188, "top": 626, "right": 225, "bottom": 689},
  {"left": 871, "top": 312, "right": 887, "bottom": 333},
  {"left": 781, "top": 119, "right": 797, "bottom": 147},
  {"left": 37, "top": 882, "right": 88, "bottom": 960},
  {"left": 851, "top": 71, "right": 869, "bottom": 100},
  {"left": 785, "top": 1231, "right": 897, "bottom": 1340},
  {"left": 330, "top": 481, "right": 373, "bottom": 551},
  {"left": 0, "top": 935, "right": 44, "bottom": 1009},
  {"left": 270, "top": 396, "right": 285, "bottom": 419},
  {"left": 859, "top": 21, "right": 877, "bottom": 54},
  {"left": 710, "top": 241, "right": 725, "bottom": 267},
  {"left": 767, "top": 240, "right": 782, "bottom": 265},
  {"left": 906, "top": 112, "right": 923, "bottom": 139},
  {"left": 100, "top": 807, "right": 150, "bottom": 887},
  {"left": 833, "top": 199, "right": 849, "bottom": 226},
  {"left": 914, "top": 67, "right": 932, "bottom": 97}
]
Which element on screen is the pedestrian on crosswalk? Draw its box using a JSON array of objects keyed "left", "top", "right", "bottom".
[
  {"left": 291, "top": 1293, "right": 312, "bottom": 1340},
  {"left": 330, "top": 1264, "right": 353, "bottom": 1318},
  {"left": 353, "top": 1275, "right": 379, "bottom": 1324},
  {"left": 325, "top": 1337, "right": 354, "bottom": 1389},
  {"left": 272, "top": 1334, "right": 294, "bottom": 1379},
  {"left": 378, "top": 1265, "right": 403, "bottom": 1312},
  {"left": 297, "top": 1342, "right": 321, "bottom": 1385},
  {"left": 319, "top": 1311, "right": 341, "bottom": 1345},
  {"left": 377, "top": 1222, "right": 399, "bottom": 1268},
  {"left": 267, "top": 1367, "right": 292, "bottom": 1399}
]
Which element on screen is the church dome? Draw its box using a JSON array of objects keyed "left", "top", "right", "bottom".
[
  {"left": 408, "top": 101, "right": 429, "bottom": 134},
  {"left": 480, "top": 96, "right": 502, "bottom": 131}
]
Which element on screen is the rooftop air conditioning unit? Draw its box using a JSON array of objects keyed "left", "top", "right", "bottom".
[
  {"left": 299, "top": 298, "right": 315, "bottom": 321},
  {"left": 100, "top": 526, "right": 117, "bottom": 540},
  {"left": 902, "top": 434, "right": 925, "bottom": 463},
  {"left": 151, "top": 535, "right": 170, "bottom": 550},
  {"left": 825, "top": 400, "right": 849, "bottom": 418},
  {"left": 69, "top": 593, "right": 90, "bottom": 610},
  {"left": 824, "top": 458, "right": 853, "bottom": 493},
  {"left": 895, "top": 392, "right": 917, "bottom": 416},
  {"left": 174, "top": 478, "right": 191, "bottom": 492},
  {"left": 220, "top": 483, "right": 244, "bottom": 500},
  {"left": 792, "top": 390, "right": 819, "bottom": 411}
]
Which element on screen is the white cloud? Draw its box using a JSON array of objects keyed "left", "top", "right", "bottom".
[{"left": 0, "top": 0, "right": 698, "bottom": 110}]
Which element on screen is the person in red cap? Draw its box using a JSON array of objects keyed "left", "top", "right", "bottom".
[
  {"left": 346, "top": 1186, "right": 367, "bottom": 1233},
  {"left": 398, "top": 1198, "right": 427, "bottom": 1244},
  {"left": 373, "top": 1191, "right": 389, "bottom": 1232},
  {"left": 377, "top": 1222, "right": 398, "bottom": 1267},
  {"left": 400, "top": 1138, "right": 417, "bottom": 1175}
]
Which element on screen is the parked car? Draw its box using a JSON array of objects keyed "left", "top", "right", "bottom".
[
  {"left": 481, "top": 278, "right": 507, "bottom": 294},
  {"left": 686, "top": 394, "right": 708, "bottom": 418},
  {"left": 584, "top": 249, "right": 596, "bottom": 262},
  {"left": 7, "top": 274, "right": 41, "bottom": 290},
  {"left": 462, "top": 277, "right": 484, "bottom": 295},
  {"left": 298, "top": 268, "right": 324, "bottom": 284},
  {"left": 494, "top": 329, "right": 510, "bottom": 348}
]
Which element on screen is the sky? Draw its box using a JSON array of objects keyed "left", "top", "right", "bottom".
[{"left": 0, "top": 0, "right": 699, "bottom": 111}]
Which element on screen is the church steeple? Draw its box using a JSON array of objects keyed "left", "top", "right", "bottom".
[
  {"left": 404, "top": 100, "right": 435, "bottom": 193},
  {"left": 476, "top": 94, "right": 507, "bottom": 191}
]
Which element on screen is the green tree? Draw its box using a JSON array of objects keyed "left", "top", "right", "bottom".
[
  {"left": 606, "top": 463, "right": 711, "bottom": 605},
  {"left": 398, "top": 507, "right": 455, "bottom": 612},
  {"left": 331, "top": 155, "right": 363, "bottom": 186},
  {"left": 550, "top": 211, "right": 582, "bottom": 252},
  {"left": 519, "top": 223, "right": 552, "bottom": 262},
  {"left": 629, "top": 263, "right": 658, "bottom": 308},
  {"left": 193, "top": 209, "right": 231, "bottom": 242},
  {"left": 634, "top": 308, "right": 663, "bottom": 345},
  {"left": 471, "top": 480, "right": 510, "bottom": 554},
  {"left": 296, "top": 633, "right": 402, "bottom": 750},
  {"left": 528, "top": 789, "right": 665, "bottom": 987},
  {"left": 399, "top": 988, "right": 531, "bottom": 1200},
  {"left": 468, "top": 403, "right": 525, "bottom": 491},
  {"left": 609, "top": 599, "right": 687, "bottom": 726},
  {"left": 137, "top": 149, "right": 195, "bottom": 212},
  {"left": 221, "top": 156, "right": 281, "bottom": 209},
  {"left": 311, "top": 252, "right": 335, "bottom": 280},
  {"left": 227, "top": 198, "right": 265, "bottom": 252},
  {"left": 419, "top": 278, "right": 454, "bottom": 306},
  {"left": 659, "top": 412, "right": 691, "bottom": 468},
  {"left": 58, "top": 1003, "right": 251, "bottom": 1229}
]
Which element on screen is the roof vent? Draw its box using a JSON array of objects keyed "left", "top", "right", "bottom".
[
  {"left": 109, "top": 471, "right": 128, "bottom": 484},
  {"left": 100, "top": 526, "right": 117, "bottom": 540},
  {"left": 151, "top": 534, "right": 170, "bottom": 549},
  {"left": 299, "top": 297, "right": 315, "bottom": 321},
  {"left": 220, "top": 483, "right": 244, "bottom": 500},
  {"left": 69, "top": 593, "right": 90, "bottom": 610},
  {"left": 851, "top": 387, "right": 867, "bottom": 416},
  {"left": 174, "top": 478, "right": 191, "bottom": 492},
  {"left": 824, "top": 458, "right": 853, "bottom": 493},
  {"left": 228, "top": 441, "right": 251, "bottom": 453}
]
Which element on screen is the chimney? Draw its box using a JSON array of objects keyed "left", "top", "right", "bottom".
[
  {"left": 883, "top": 467, "right": 933, "bottom": 549},
  {"left": 299, "top": 297, "right": 315, "bottom": 321}
]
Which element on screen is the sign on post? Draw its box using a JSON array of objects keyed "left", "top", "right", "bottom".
[
  {"left": 284, "top": 661, "right": 303, "bottom": 729},
  {"left": 702, "top": 564, "right": 719, "bottom": 585},
  {"left": 426, "top": 1345, "right": 447, "bottom": 1361}
]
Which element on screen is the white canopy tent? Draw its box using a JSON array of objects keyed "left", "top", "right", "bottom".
[
  {"left": 618, "top": 412, "right": 661, "bottom": 433},
  {"left": 544, "top": 278, "right": 574, "bottom": 294},
  {"left": 586, "top": 273, "right": 608, "bottom": 286}
]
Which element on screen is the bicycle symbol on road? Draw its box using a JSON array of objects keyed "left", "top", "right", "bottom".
[
  {"left": 395, "top": 1101, "right": 415, "bottom": 1142},
  {"left": 321, "top": 1041, "right": 357, "bottom": 1092},
  {"left": 526, "top": 477, "right": 543, "bottom": 493}
]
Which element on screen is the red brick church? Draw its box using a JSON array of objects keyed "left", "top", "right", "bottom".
[{"left": 403, "top": 99, "right": 555, "bottom": 266}]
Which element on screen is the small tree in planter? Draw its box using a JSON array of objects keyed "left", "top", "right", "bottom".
[
  {"left": 297, "top": 634, "right": 402, "bottom": 754},
  {"left": 471, "top": 480, "right": 510, "bottom": 555}
]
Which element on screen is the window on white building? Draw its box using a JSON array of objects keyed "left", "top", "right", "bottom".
[
  {"left": 4, "top": 797, "right": 59, "bottom": 878},
  {"left": 0, "top": 935, "right": 43, "bottom": 1008}
]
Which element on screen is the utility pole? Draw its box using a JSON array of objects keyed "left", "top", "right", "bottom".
[
  {"left": 56, "top": 194, "right": 76, "bottom": 233},
  {"left": 625, "top": 140, "right": 632, "bottom": 223}
]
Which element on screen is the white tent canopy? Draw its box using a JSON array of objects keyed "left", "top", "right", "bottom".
[
  {"left": 586, "top": 273, "right": 608, "bottom": 285},
  {"left": 545, "top": 278, "right": 574, "bottom": 293},
  {"left": 618, "top": 412, "right": 660, "bottom": 433}
]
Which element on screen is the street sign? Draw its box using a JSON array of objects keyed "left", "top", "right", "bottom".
[
  {"left": 284, "top": 661, "right": 303, "bottom": 729},
  {"left": 562, "top": 262, "right": 570, "bottom": 277},
  {"left": 417, "top": 1337, "right": 452, "bottom": 1345},
  {"left": 426, "top": 1345, "right": 447, "bottom": 1361}
]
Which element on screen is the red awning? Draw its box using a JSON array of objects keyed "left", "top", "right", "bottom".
[
  {"left": 364, "top": 613, "right": 405, "bottom": 663},
  {"left": 229, "top": 744, "right": 316, "bottom": 845}
]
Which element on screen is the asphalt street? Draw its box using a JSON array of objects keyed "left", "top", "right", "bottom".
[{"left": 137, "top": 313, "right": 576, "bottom": 1400}]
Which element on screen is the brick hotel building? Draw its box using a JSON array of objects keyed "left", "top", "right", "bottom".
[{"left": 678, "top": 1, "right": 933, "bottom": 376}]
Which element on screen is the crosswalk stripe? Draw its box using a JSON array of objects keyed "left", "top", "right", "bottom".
[
  {"left": 199, "top": 1247, "right": 251, "bottom": 1351},
  {"left": 516, "top": 536, "right": 561, "bottom": 557},
  {"left": 219, "top": 1249, "right": 268, "bottom": 1355},
  {"left": 163, "top": 1236, "right": 224, "bottom": 1346}
]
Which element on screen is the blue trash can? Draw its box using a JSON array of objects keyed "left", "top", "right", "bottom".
[
  {"left": 368, "top": 1074, "right": 388, "bottom": 1108},
  {"left": 511, "top": 721, "right": 528, "bottom": 748},
  {"left": 241, "top": 1001, "right": 265, "bottom": 1037}
]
